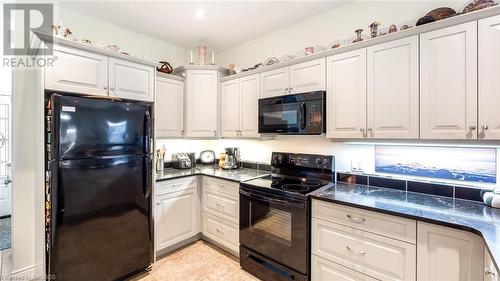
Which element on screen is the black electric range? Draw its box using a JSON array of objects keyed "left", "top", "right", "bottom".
[{"left": 239, "top": 152, "right": 334, "bottom": 281}]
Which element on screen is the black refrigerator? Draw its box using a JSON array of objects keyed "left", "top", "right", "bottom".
[{"left": 45, "top": 94, "right": 153, "bottom": 281}]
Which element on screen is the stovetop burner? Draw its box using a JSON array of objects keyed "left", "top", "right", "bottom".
[{"left": 241, "top": 174, "right": 332, "bottom": 199}]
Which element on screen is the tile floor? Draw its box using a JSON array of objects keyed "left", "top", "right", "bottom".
[
  {"left": 0, "top": 218, "right": 11, "bottom": 251},
  {"left": 135, "top": 241, "right": 258, "bottom": 281}
]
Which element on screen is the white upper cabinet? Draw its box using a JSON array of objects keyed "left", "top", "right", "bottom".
[
  {"left": 367, "top": 36, "right": 419, "bottom": 139},
  {"left": 260, "top": 67, "right": 290, "bottom": 98},
  {"left": 479, "top": 15, "right": 500, "bottom": 140},
  {"left": 420, "top": 22, "right": 478, "bottom": 139},
  {"left": 185, "top": 70, "right": 219, "bottom": 137},
  {"left": 221, "top": 80, "right": 241, "bottom": 137},
  {"left": 417, "top": 222, "right": 484, "bottom": 281},
  {"left": 45, "top": 45, "right": 108, "bottom": 96},
  {"left": 108, "top": 58, "right": 154, "bottom": 102},
  {"left": 289, "top": 58, "right": 326, "bottom": 94},
  {"left": 240, "top": 74, "right": 260, "bottom": 137},
  {"left": 155, "top": 76, "right": 184, "bottom": 138},
  {"left": 326, "top": 49, "right": 367, "bottom": 139}
]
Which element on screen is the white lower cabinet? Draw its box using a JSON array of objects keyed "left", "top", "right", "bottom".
[
  {"left": 417, "top": 222, "right": 484, "bottom": 281},
  {"left": 155, "top": 178, "right": 198, "bottom": 252},
  {"left": 312, "top": 255, "right": 378, "bottom": 281},
  {"left": 202, "top": 212, "right": 239, "bottom": 253},
  {"left": 484, "top": 248, "right": 499, "bottom": 281}
]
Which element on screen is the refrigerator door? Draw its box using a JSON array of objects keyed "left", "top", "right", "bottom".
[
  {"left": 50, "top": 94, "right": 152, "bottom": 160},
  {"left": 49, "top": 155, "right": 153, "bottom": 281}
]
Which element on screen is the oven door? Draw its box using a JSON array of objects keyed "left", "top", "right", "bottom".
[{"left": 239, "top": 187, "right": 308, "bottom": 274}]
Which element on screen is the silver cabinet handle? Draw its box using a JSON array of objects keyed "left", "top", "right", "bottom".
[
  {"left": 482, "top": 125, "right": 489, "bottom": 131},
  {"left": 289, "top": 87, "right": 293, "bottom": 94},
  {"left": 347, "top": 214, "right": 366, "bottom": 223},
  {"left": 103, "top": 86, "right": 109, "bottom": 90},
  {"left": 216, "top": 202, "right": 225, "bottom": 208},
  {"left": 213, "top": 130, "right": 217, "bottom": 137},
  {"left": 181, "top": 130, "right": 185, "bottom": 136},
  {"left": 469, "top": 125, "right": 477, "bottom": 131},
  {"left": 110, "top": 87, "right": 115, "bottom": 91},
  {"left": 346, "top": 246, "right": 366, "bottom": 255},
  {"left": 156, "top": 202, "right": 161, "bottom": 206}
]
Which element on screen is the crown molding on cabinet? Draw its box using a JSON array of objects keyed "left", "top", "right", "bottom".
[
  {"left": 172, "top": 65, "right": 229, "bottom": 76},
  {"left": 34, "top": 31, "right": 158, "bottom": 67},
  {"left": 220, "top": 5, "right": 500, "bottom": 82},
  {"left": 157, "top": 71, "right": 185, "bottom": 82}
]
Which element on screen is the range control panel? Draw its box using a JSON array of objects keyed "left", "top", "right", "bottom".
[{"left": 271, "top": 152, "right": 334, "bottom": 171}]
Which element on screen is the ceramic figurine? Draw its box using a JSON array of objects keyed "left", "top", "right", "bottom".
[
  {"left": 400, "top": 24, "right": 412, "bottom": 31},
  {"left": 462, "top": 0, "right": 497, "bottom": 14},
  {"left": 305, "top": 47, "right": 314, "bottom": 55},
  {"left": 353, "top": 29, "right": 364, "bottom": 43},
  {"left": 331, "top": 43, "right": 340, "bottom": 49},
  {"left": 369, "top": 21, "right": 380, "bottom": 38},
  {"left": 483, "top": 189, "right": 500, "bottom": 208},
  {"left": 389, "top": 24, "right": 398, "bottom": 33}
]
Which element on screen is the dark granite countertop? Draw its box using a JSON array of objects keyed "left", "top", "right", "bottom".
[
  {"left": 311, "top": 182, "right": 500, "bottom": 272},
  {"left": 156, "top": 166, "right": 269, "bottom": 183}
]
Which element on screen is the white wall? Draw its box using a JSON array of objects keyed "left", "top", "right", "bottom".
[
  {"left": 57, "top": 7, "right": 189, "bottom": 67},
  {"left": 218, "top": 1, "right": 465, "bottom": 68}
]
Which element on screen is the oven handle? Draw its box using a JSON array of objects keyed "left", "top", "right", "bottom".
[
  {"left": 240, "top": 189, "right": 305, "bottom": 209},
  {"left": 300, "top": 101, "right": 306, "bottom": 129}
]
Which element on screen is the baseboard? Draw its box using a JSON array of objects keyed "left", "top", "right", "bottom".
[
  {"left": 155, "top": 233, "right": 202, "bottom": 259},
  {"left": 10, "top": 263, "right": 43, "bottom": 279}
]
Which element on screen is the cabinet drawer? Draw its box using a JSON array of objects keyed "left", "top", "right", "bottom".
[
  {"left": 203, "top": 177, "right": 239, "bottom": 196},
  {"left": 202, "top": 212, "right": 239, "bottom": 253},
  {"left": 312, "top": 218, "right": 416, "bottom": 281},
  {"left": 156, "top": 177, "right": 197, "bottom": 196},
  {"left": 312, "top": 200, "right": 416, "bottom": 244},
  {"left": 202, "top": 186, "right": 238, "bottom": 224},
  {"left": 312, "top": 254, "right": 378, "bottom": 281}
]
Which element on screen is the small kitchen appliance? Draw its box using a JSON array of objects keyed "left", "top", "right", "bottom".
[
  {"left": 223, "top": 147, "right": 240, "bottom": 169},
  {"left": 172, "top": 152, "right": 195, "bottom": 169},
  {"left": 258, "top": 91, "right": 326, "bottom": 135},
  {"left": 239, "top": 152, "right": 334, "bottom": 281}
]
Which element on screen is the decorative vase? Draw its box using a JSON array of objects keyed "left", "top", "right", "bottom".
[{"left": 198, "top": 46, "right": 207, "bottom": 65}]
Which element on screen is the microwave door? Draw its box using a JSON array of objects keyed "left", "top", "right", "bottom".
[{"left": 259, "top": 101, "right": 301, "bottom": 134}]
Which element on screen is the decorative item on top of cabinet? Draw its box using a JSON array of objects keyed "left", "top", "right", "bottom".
[
  {"left": 353, "top": 29, "right": 364, "bottom": 42},
  {"left": 198, "top": 46, "right": 207, "bottom": 65},
  {"left": 366, "top": 35, "right": 419, "bottom": 139},
  {"left": 155, "top": 76, "right": 184, "bottom": 137},
  {"left": 326, "top": 49, "right": 367, "bottom": 139},
  {"left": 417, "top": 221, "right": 484, "bottom": 281},
  {"left": 369, "top": 21, "right": 380, "bottom": 38},
  {"left": 157, "top": 61, "right": 173, "bottom": 74},
  {"left": 185, "top": 69, "right": 219, "bottom": 137},
  {"left": 462, "top": 0, "right": 497, "bottom": 14},
  {"left": 420, "top": 22, "right": 477, "bottom": 139},
  {"left": 478, "top": 14, "right": 500, "bottom": 140}
]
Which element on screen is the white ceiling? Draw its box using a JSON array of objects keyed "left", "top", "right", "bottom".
[{"left": 59, "top": 1, "right": 349, "bottom": 51}]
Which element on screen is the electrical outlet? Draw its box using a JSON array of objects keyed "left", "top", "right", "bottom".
[{"left": 350, "top": 160, "right": 365, "bottom": 173}]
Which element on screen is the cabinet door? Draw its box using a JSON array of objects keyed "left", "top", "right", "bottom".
[
  {"left": 326, "top": 49, "right": 367, "bottom": 139},
  {"left": 290, "top": 58, "right": 326, "bottom": 94},
  {"left": 45, "top": 45, "right": 108, "bottom": 96},
  {"left": 108, "top": 58, "right": 154, "bottom": 102},
  {"left": 420, "top": 22, "right": 477, "bottom": 139},
  {"left": 367, "top": 36, "right": 419, "bottom": 139},
  {"left": 185, "top": 70, "right": 218, "bottom": 137},
  {"left": 484, "top": 248, "right": 499, "bottom": 281},
  {"left": 479, "top": 15, "right": 500, "bottom": 140},
  {"left": 155, "top": 188, "right": 198, "bottom": 251},
  {"left": 221, "top": 80, "right": 241, "bottom": 137},
  {"left": 417, "top": 222, "right": 483, "bottom": 281},
  {"left": 240, "top": 74, "right": 260, "bottom": 138},
  {"left": 260, "top": 67, "right": 289, "bottom": 98},
  {"left": 155, "top": 77, "right": 184, "bottom": 137}
]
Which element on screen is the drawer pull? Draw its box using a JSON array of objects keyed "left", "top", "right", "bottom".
[
  {"left": 216, "top": 228, "right": 224, "bottom": 235},
  {"left": 216, "top": 203, "right": 225, "bottom": 208},
  {"left": 346, "top": 246, "right": 366, "bottom": 256},
  {"left": 346, "top": 214, "right": 366, "bottom": 223},
  {"left": 485, "top": 268, "right": 496, "bottom": 276}
]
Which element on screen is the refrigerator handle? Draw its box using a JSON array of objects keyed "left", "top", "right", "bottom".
[
  {"left": 144, "top": 156, "right": 152, "bottom": 198},
  {"left": 144, "top": 110, "right": 152, "bottom": 155}
]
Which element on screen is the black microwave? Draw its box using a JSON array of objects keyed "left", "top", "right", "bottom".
[{"left": 258, "top": 91, "right": 326, "bottom": 135}]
